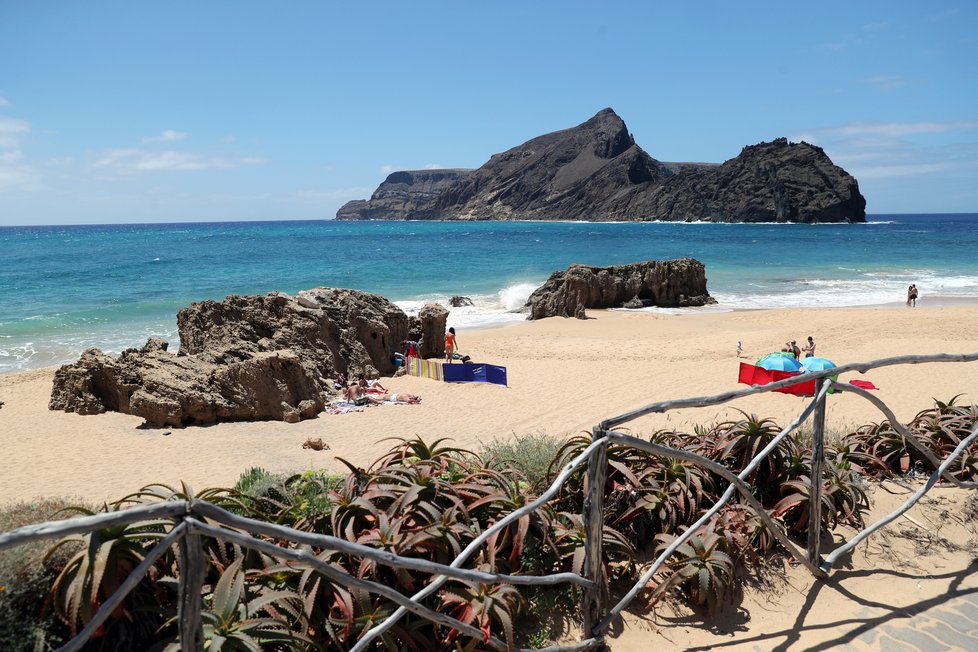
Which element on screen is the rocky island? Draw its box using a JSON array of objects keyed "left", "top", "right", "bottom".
[{"left": 337, "top": 108, "right": 865, "bottom": 223}]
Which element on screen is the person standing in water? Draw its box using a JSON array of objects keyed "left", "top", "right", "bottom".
[{"left": 445, "top": 327, "right": 457, "bottom": 363}]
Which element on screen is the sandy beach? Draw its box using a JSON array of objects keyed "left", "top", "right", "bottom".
[
  {"left": 2, "top": 303, "right": 978, "bottom": 649},
  {"left": 2, "top": 304, "right": 977, "bottom": 504}
]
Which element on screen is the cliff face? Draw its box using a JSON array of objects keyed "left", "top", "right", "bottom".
[
  {"left": 336, "top": 109, "right": 866, "bottom": 223},
  {"left": 638, "top": 138, "right": 866, "bottom": 223},
  {"left": 336, "top": 169, "right": 473, "bottom": 220}
]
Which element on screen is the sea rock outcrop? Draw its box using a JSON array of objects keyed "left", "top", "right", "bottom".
[
  {"left": 417, "top": 303, "right": 449, "bottom": 359},
  {"left": 179, "top": 287, "right": 408, "bottom": 380},
  {"left": 48, "top": 347, "right": 324, "bottom": 427},
  {"left": 525, "top": 258, "right": 716, "bottom": 320},
  {"left": 337, "top": 108, "right": 865, "bottom": 224},
  {"left": 50, "top": 287, "right": 410, "bottom": 426}
]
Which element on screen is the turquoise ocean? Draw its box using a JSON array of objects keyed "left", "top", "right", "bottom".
[{"left": 2, "top": 214, "right": 977, "bottom": 374}]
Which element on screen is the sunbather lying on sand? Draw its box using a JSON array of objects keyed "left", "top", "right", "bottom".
[
  {"left": 343, "top": 385, "right": 420, "bottom": 404},
  {"left": 368, "top": 392, "right": 421, "bottom": 404}
]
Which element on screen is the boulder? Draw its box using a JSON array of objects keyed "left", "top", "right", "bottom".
[
  {"left": 418, "top": 303, "right": 449, "bottom": 358},
  {"left": 449, "top": 296, "right": 474, "bottom": 307},
  {"left": 525, "top": 258, "right": 716, "bottom": 320},
  {"left": 50, "top": 287, "right": 409, "bottom": 426},
  {"left": 49, "top": 347, "right": 325, "bottom": 427},
  {"left": 178, "top": 287, "right": 408, "bottom": 379}
]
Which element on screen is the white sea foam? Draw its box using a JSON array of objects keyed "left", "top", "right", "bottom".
[{"left": 393, "top": 281, "right": 538, "bottom": 331}]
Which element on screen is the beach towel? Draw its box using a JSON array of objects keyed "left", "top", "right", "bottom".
[
  {"left": 326, "top": 400, "right": 364, "bottom": 415},
  {"left": 407, "top": 357, "right": 444, "bottom": 381},
  {"left": 848, "top": 379, "right": 879, "bottom": 390}
]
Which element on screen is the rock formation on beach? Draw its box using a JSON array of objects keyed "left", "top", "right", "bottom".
[
  {"left": 525, "top": 258, "right": 716, "bottom": 320},
  {"left": 337, "top": 108, "right": 865, "bottom": 223},
  {"left": 49, "top": 288, "right": 449, "bottom": 427}
]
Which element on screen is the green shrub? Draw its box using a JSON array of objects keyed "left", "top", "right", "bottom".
[
  {"left": 233, "top": 466, "right": 290, "bottom": 500},
  {"left": 482, "top": 432, "right": 566, "bottom": 493},
  {"left": 0, "top": 497, "right": 88, "bottom": 652}
]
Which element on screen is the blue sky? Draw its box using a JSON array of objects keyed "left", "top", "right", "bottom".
[{"left": 1, "top": 1, "right": 976, "bottom": 225}]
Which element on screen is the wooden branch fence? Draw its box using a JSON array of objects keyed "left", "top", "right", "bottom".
[{"left": 0, "top": 352, "right": 976, "bottom": 651}]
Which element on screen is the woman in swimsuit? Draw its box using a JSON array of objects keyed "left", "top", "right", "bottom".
[{"left": 445, "top": 327, "right": 457, "bottom": 363}]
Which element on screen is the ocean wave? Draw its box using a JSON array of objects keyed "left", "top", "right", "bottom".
[{"left": 393, "top": 281, "right": 537, "bottom": 331}]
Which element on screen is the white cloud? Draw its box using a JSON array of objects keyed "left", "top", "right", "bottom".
[
  {"left": 850, "top": 162, "right": 963, "bottom": 179},
  {"left": 792, "top": 120, "right": 978, "bottom": 181},
  {"left": 379, "top": 164, "right": 396, "bottom": 175},
  {"left": 0, "top": 116, "right": 30, "bottom": 148},
  {"left": 93, "top": 148, "right": 264, "bottom": 173},
  {"left": 141, "top": 129, "right": 188, "bottom": 143},
  {"left": 0, "top": 149, "right": 40, "bottom": 190},
  {"left": 863, "top": 74, "right": 907, "bottom": 91},
  {"left": 290, "top": 187, "right": 375, "bottom": 202},
  {"left": 422, "top": 163, "right": 444, "bottom": 170},
  {"left": 793, "top": 120, "right": 978, "bottom": 145}
]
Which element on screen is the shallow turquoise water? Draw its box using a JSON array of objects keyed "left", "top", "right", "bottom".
[{"left": 1, "top": 214, "right": 976, "bottom": 373}]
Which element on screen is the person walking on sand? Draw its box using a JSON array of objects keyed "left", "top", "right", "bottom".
[
  {"left": 736, "top": 340, "right": 743, "bottom": 358},
  {"left": 907, "top": 284, "right": 918, "bottom": 307},
  {"left": 802, "top": 336, "right": 816, "bottom": 358},
  {"left": 445, "top": 327, "right": 457, "bottom": 363}
]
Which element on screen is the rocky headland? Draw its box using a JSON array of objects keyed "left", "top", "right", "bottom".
[{"left": 337, "top": 108, "right": 865, "bottom": 223}]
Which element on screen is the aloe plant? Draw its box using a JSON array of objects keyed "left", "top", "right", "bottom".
[
  {"left": 194, "top": 557, "right": 312, "bottom": 651},
  {"left": 652, "top": 528, "right": 735, "bottom": 614}
]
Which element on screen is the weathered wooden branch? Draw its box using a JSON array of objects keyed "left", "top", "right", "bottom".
[
  {"left": 606, "top": 432, "right": 824, "bottom": 576},
  {"left": 807, "top": 377, "right": 828, "bottom": 566},
  {"left": 582, "top": 427, "right": 608, "bottom": 640},
  {"left": 60, "top": 522, "right": 187, "bottom": 652},
  {"left": 192, "top": 501, "right": 591, "bottom": 588},
  {"left": 350, "top": 435, "right": 611, "bottom": 652},
  {"left": 597, "top": 385, "right": 829, "bottom": 633},
  {"left": 600, "top": 351, "right": 978, "bottom": 430},
  {"left": 822, "top": 421, "right": 978, "bottom": 571},
  {"left": 0, "top": 500, "right": 189, "bottom": 552},
  {"left": 832, "top": 381, "right": 978, "bottom": 489},
  {"left": 184, "top": 518, "right": 509, "bottom": 651},
  {"left": 177, "top": 511, "right": 205, "bottom": 651}
]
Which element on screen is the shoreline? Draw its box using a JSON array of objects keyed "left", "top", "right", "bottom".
[
  {"left": 2, "top": 304, "right": 977, "bottom": 505},
  {"left": 5, "top": 296, "right": 978, "bottom": 378}
]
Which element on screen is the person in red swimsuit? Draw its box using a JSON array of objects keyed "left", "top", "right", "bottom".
[{"left": 445, "top": 327, "right": 457, "bottom": 363}]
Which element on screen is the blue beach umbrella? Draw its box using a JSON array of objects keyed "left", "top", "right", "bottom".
[
  {"left": 800, "top": 357, "right": 837, "bottom": 373},
  {"left": 756, "top": 354, "right": 803, "bottom": 372}
]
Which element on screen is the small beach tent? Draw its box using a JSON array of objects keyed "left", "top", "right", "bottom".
[{"left": 407, "top": 357, "right": 507, "bottom": 387}]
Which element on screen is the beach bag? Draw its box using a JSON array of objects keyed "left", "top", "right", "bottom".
[{"left": 354, "top": 397, "right": 370, "bottom": 406}]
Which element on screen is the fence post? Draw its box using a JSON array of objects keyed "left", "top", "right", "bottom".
[
  {"left": 807, "top": 377, "right": 827, "bottom": 568},
  {"left": 582, "top": 426, "right": 608, "bottom": 642},
  {"left": 177, "top": 513, "right": 205, "bottom": 651}
]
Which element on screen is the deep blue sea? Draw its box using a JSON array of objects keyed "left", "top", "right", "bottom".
[{"left": 2, "top": 214, "right": 977, "bottom": 374}]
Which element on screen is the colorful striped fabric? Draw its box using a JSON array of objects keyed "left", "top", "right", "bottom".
[{"left": 407, "top": 357, "right": 444, "bottom": 381}]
